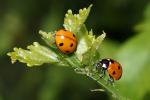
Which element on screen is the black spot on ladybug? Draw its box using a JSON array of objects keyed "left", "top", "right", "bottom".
[
  {"left": 112, "top": 71, "right": 116, "bottom": 75},
  {"left": 118, "top": 66, "right": 121, "bottom": 70},
  {"left": 65, "top": 51, "right": 70, "bottom": 53},
  {"left": 64, "top": 29, "right": 67, "bottom": 31},
  {"left": 73, "top": 34, "right": 75, "bottom": 37},
  {"left": 70, "top": 43, "right": 73, "bottom": 47},
  {"left": 59, "top": 43, "right": 64, "bottom": 46}
]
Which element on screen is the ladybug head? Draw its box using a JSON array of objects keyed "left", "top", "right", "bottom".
[{"left": 100, "top": 59, "right": 110, "bottom": 70}]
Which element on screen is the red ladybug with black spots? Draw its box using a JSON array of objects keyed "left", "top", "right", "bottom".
[
  {"left": 55, "top": 29, "right": 77, "bottom": 54},
  {"left": 95, "top": 58, "right": 122, "bottom": 83}
]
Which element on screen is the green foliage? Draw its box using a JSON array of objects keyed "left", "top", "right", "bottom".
[
  {"left": 7, "top": 4, "right": 105, "bottom": 69},
  {"left": 39, "top": 30, "right": 56, "bottom": 48},
  {"left": 63, "top": 5, "right": 92, "bottom": 33},
  {"left": 82, "top": 30, "right": 106, "bottom": 66},
  {"left": 8, "top": 3, "right": 150, "bottom": 99},
  {"left": 7, "top": 4, "right": 124, "bottom": 99},
  {"left": 7, "top": 42, "right": 58, "bottom": 67}
]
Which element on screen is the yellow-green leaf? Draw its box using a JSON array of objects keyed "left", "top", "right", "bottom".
[
  {"left": 7, "top": 42, "right": 58, "bottom": 67},
  {"left": 63, "top": 5, "right": 92, "bottom": 33}
]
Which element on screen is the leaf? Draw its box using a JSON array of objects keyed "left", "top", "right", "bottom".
[
  {"left": 7, "top": 42, "right": 58, "bottom": 67},
  {"left": 6, "top": 4, "right": 125, "bottom": 99},
  {"left": 39, "top": 30, "right": 56, "bottom": 48},
  {"left": 63, "top": 5, "right": 92, "bottom": 33},
  {"left": 115, "top": 3, "right": 150, "bottom": 100},
  {"left": 75, "top": 25, "right": 92, "bottom": 61},
  {"left": 82, "top": 31, "right": 106, "bottom": 65}
]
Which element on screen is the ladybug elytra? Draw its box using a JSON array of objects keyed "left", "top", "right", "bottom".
[{"left": 55, "top": 29, "right": 77, "bottom": 54}]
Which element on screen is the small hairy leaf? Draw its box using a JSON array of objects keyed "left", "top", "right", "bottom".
[
  {"left": 63, "top": 5, "right": 92, "bottom": 33},
  {"left": 7, "top": 42, "right": 58, "bottom": 67},
  {"left": 39, "top": 30, "right": 56, "bottom": 48},
  {"left": 75, "top": 25, "right": 91, "bottom": 61},
  {"left": 75, "top": 24, "right": 106, "bottom": 63},
  {"left": 82, "top": 31, "right": 106, "bottom": 65}
]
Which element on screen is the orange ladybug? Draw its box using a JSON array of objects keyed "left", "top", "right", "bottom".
[
  {"left": 55, "top": 29, "right": 77, "bottom": 54},
  {"left": 95, "top": 58, "right": 122, "bottom": 83}
]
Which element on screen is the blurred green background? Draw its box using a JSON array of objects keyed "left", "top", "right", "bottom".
[{"left": 1, "top": 0, "right": 150, "bottom": 100}]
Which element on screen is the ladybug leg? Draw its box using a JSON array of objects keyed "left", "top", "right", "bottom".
[
  {"left": 107, "top": 75, "right": 114, "bottom": 85},
  {"left": 94, "top": 61, "right": 102, "bottom": 71},
  {"left": 95, "top": 62, "right": 100, "bottom": 70},
  {"left": 94, "top": 62, "right": 106, "bottom": 78},
  {"left": 99, "top": 68, "right": 106, "bottom": 78}
]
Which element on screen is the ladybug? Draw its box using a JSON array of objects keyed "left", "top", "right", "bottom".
[
  {"left": 95, "top": 58, "right": 122, "bottom": 83},
  {"left": 55, "top": 29, "right": 77, "bottom": 54}
]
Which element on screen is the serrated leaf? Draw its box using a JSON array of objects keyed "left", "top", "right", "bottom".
[
  {"left": 82, "top": 31, "right": 106, "bottom": 65},
  {"left": 75, "top": 25, "right": 92, "bottom": 61},
  {"left": 39, "top": 30, "right": 56, "bottom": 48},
  {"left": 63, "top": 5, "right": 92, "bottom": 33},
  {"left": 7, "top": 42, "right": 58, "bottom": 67}
]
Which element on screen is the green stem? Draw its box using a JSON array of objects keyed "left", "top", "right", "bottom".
[
  {"left": 65, "top": 55, "right": 83, "bottom": 68},
  {"left": 90, "top": 73, "right": 126, "bottom": 100},
  {"left": 63, "top": 54, "right": 124, "bottom": 99}
]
